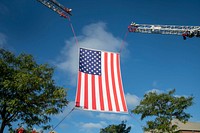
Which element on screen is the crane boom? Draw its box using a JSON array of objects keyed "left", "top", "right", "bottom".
[
  {"left": 128, "top": 22, "right": 200, "bottom": 40},
  {"left": 37, "top": 0, "right": 72, "bottom": 18}
]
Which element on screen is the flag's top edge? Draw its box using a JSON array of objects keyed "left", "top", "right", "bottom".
[{"left": 79, "top": 47, "right": 120, "bottom": 55}]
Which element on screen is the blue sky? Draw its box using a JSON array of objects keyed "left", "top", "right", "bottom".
[{"left": 1, "top": 0, "right": 200, "bottom": 132}]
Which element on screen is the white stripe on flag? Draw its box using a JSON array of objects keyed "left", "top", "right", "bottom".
[
  {"left": 95, "top": 75, "right": 100, "bottom": 111},
  {"left": 88, "top": 74, "right": 92, "bottom": 110},
  {"left": 80, "top": 73, "right": 85, "bottom": 108}
]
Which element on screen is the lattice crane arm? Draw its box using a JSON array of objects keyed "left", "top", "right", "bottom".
[
  {"left": 37, "top": 0, "right": 72, "bottom": 18},
  {"left": 128, "top": 22, "right": 200, "bottom": 40}
]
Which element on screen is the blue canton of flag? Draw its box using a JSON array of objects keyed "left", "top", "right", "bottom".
[{"left": 79, "top": 48, "right": 101, "bottom": 75}]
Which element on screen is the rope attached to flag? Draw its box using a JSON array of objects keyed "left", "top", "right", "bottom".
[
  {"left": 50, "top": 107, "right": 75, "bottom": 132},
  {"left": 128, "top": 110, "right": 144, "bottom": 128}
]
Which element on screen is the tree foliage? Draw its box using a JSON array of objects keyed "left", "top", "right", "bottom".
[
  {"left": 0, "top": 49, "right": 68, "bottom": 133},
  {"left": 132, "top": 89, "right": 193, "bottom": 133},
  {"left": 100, "top": 121, "right": 131, "bottom": 133}
]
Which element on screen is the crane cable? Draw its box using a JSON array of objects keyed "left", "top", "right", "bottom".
[
  {"left": 119, "top": 30, "right": 129, "bottom": 53},
  {"left": 67, "top": 14, "right": 128, "bottom": 53},
  {"left": 67, "top": 16, "right": 79, "bottom": 47},
  {"left": 66, "top": 13, "right": 127, "bottom": 53},
  {"left": 48, "top": 15, "right": 78, "bottom": 133}
]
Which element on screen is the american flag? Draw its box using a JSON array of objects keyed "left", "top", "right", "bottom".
[{"left": 75, "top": 48, "right": 128, "bottom": 113}]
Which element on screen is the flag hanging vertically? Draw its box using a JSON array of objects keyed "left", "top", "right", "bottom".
[{"left": 75, "top": 47, "right": 128, "bottom": 113}]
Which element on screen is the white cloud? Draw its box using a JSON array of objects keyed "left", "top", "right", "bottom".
[
  {"left": 125, "top": 93, "right": 140, "bottom": 108},
  {"left": 80, "top": 121, "right": 106, "bottom": 129},
  {"left": 56, "top": 22, "right": 128, "bottom": 85},
  {"left": 152, "top": 80, "right": 159, "bottom": 88},
  {"left": 97, "top": 113, "right": 130, "bottom": 121},
  {"left": 146, "top": 88, "right": 163, "bottom": 94},
  {"left": 0, "top": 33, "right": 7, "bottom": 48},
  {"left": 79, "top": 121, "right": 107, "bottom": 133}
]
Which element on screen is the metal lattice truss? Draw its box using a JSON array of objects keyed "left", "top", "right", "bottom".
[
  {"left": 128, "top": 22, "right": 200, "bottom": 39},
  {"left": 37, "top": 0, "right": 72, "bottom": 18}
]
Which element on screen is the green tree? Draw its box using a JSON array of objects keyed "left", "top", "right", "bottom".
[
  {"left": 100, "top": 121, "right": 131, "bottom": 133},
  {"left": 0, "top": 49, "right": 68, "bottom": 133},
  {"left": 132, "top": 89, "right": 193, "bottom": 133}
]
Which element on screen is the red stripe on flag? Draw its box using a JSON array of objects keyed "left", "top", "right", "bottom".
[
  {"left": 116, "top": 54, "right": 127, "bottom": 112},
  {"left": 75, "top": 71, "right": 81, "bottom": 107},
  {"left": 84, "top": 73, "right": 88, "bottom": 109},
  {"left": 111, "top": 53, "right": 120, "bottom": 111},
  {"left": 104, "top": 53, "right": 113, "bottom": 111},
  {"left": 98, "top": 76, "right": 104, "bottom": 111},
  {"left": 92, "top": 75, "right": 96, "bottom": 110}
]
